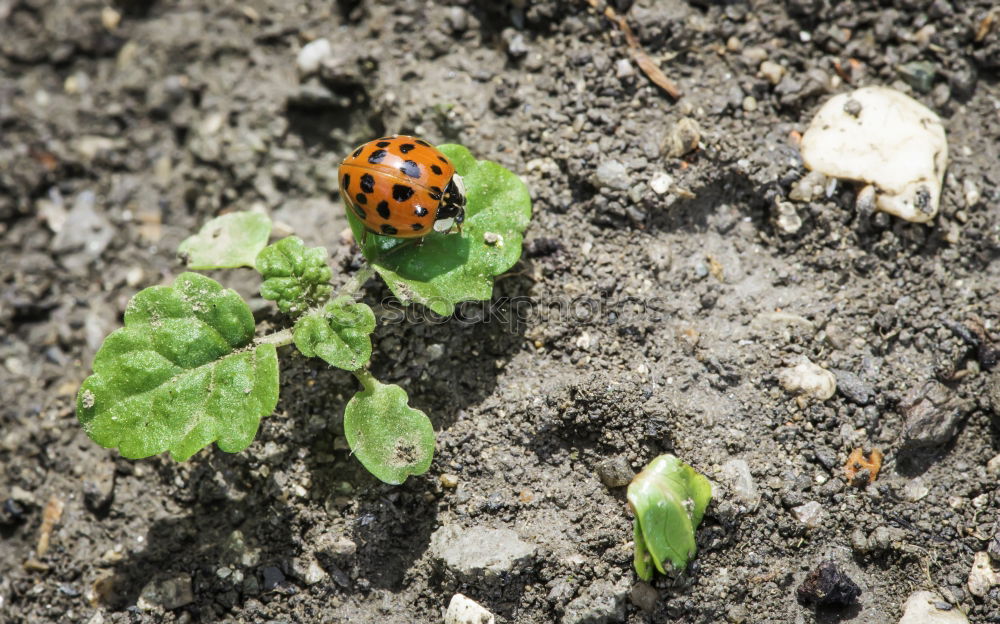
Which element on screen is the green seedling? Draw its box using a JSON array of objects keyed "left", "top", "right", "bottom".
[
  {"left": 628, "top": 454, "right": 713, "bottom": 580},
  {"left": 76, "top": 144, "right": 531, "bottom": 484}
]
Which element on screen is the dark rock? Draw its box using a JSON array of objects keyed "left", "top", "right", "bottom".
[
  {"left": 262, "top": 566, "right": 286, "bottom": 591},
  {"left": 83, "top": 457, "right": 116, "bottom": 515},
  {"left": 832, "top": 369, "right": 873, "bottom": 405},
  {"left": 796, "top": 561, "right": 862, "bottom": 607},
  {"left": 0, "top": 498, "right": 26, "bottom": 525},
  {"left": 987, "top": 369, "right": 1000, "bottom": 421},
  {"left": 595, "top": 456, "right": 635, "bottom": 488},
  {"left": 899, "top": 380, "right": 971, "bottom": 451}
]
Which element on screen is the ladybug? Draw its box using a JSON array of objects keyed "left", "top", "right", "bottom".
[{"left": 338, "top": 135, "right": 466, "bottom": 242}]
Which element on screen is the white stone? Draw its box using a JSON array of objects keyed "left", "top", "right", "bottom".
[
  {"left": 792, "top": 501, "right": 826, "bottom": 528},
  {"left": 986, "top": 453, "right": 1000, "bottom": 477},
  {"left": 615, "top": 58, "right": 635, "bottom": 79},
  {"left": 800, "top": 86, "right": 948, "bottom": 223},
  {"left": 445, "top": 594, "right": 495, "bottom": 624},
  {"left": 901, "top": 477, "right": 929, "bottom": 502},
  {"left": 721, "top": 459, "right": 760, "bottom": 509},
  {"left": 297, "top": 38, "right": 332, "bottom": 76},
  {"left": 649, "top": 173, "right": 673, "bottom": 195},
  {"left": 898, "top": 591, "right": 968, "bottom": 624},
  {"left": 777, "top": 357, "right": 836, "bottom": 400},
  {"left": 967, "top": 551, "right": 1000, "bottom": 598}
]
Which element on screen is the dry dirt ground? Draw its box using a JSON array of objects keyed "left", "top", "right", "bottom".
[{"left": 2, "top": 0, "right": 1000, "bottom": 623}]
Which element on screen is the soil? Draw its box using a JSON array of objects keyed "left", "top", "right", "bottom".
[{"left": 2, "top": 0, "right": 1000, "bottom": 623}]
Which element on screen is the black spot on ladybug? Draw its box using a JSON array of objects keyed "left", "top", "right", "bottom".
[
  {"left": 377, "top": 200, "right": 391, "bottom": 219},
  {"left": 376, "top": 141, "right": 391, "bottom": 148},
  {"left": 355, "top": 193, "right": 367, "bottom": 205},
  {"left": 353, "top": 205, "right": 367, "bottom": 220},
  {"left": 431, "top": 164, "right": 442, "bottom": 175},
  {"left": 352, "top": 147, "right": 363, "bottom": 158},
  {"left": 416, "top": 139, "right": 430, "bottom": 147},
  {"left": 411, "top": 223, "right": 423, "bottom": 231},
  {"left": 381, "top": 224, "right": 398, "bottom": 235},
  {"left": 368, "top": 149, "right": 387, "bottom": 164},
  {"left": 400, "top": 160, "right": 421, "bottom": 178},
  {"left": 438, "top": 156, "right": 449, "bottom": 164},
  {"left": 414, "top": 205, "right": 428, "bottom": 217},
  {"left": 399, "top": 143, "right": 415, "bottom": 154},
  {"left": 342, "top": 173, "right": 350, "bottom": 189},
  {"left": 392, "top": 184, "right": 414, "bottom": 201},
  {"left": 428, "top": 186, "right": 442, "bottom": 200},
  {"left": 360, "top": 173, "right": 375, "bottom": 193}
]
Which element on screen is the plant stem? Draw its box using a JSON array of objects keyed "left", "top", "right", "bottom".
[
  {"left": 353, "top": 369, "right": 378, "bottom": 392},
  {"left": 255, "top": 328, "right": 294, "bottom": 348},
  {"left": 335, "top": 263, "right": 376, "bottom": 299}
]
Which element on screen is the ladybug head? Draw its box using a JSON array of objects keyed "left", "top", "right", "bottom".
[{"left": 434, "top": 174, "right": 466, "bottom": 232}]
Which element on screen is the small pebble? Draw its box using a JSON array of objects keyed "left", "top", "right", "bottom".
[
  {"left": 758, "top": 60, "right": 786, "bottom": 85},
  {"left": 777, "top": 357, "right": 836, "bottom": 401},
  {"left": 446, "top": 593, "right": 496, "bottom": 624},
  {"left": 792, "top": 501, "right": 826, "bottom": 528},
  {"left": 440, "top": 474, "right": 460, "bottom": 488},
  {"left": 615, "top": 58, "right": 634, "bottom": 79},
  {"left": 595, "top": 456, "right": 634, "bottom": 489},
  {"left": 796, "top": 561, "right": 861, "bottom": 607},
  {"left": 649, "top": 173, "right": 673, "bottom": 195},
  {"left": 594, "top": 160, "right": 630, "bottom": 190},
  {"left": 898, "top": 591, "right": 968, "bottom": 624},
  {"left": 741, "top": 96, "right": 757, "bottom": 112},
  {"left": 967, "top": 551, "right": 1000, "bottom": 597},
  {"left": 297, "top": 38, "right": 333, "bottom": 76},
  {"left": 902, "top": 477, "right": 930, "bottom": 502}
]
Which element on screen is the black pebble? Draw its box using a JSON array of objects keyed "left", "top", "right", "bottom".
[{"left": 796, "top": 561, "right": 861, "bottom": 607}]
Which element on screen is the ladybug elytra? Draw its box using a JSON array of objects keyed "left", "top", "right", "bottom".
[{"left": 338, "top": 135, "right": 466, "bottom": 242}]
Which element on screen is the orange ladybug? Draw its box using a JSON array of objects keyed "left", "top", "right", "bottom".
[{"left": 338, "top": 135, "right": 466, "bottom": 241}]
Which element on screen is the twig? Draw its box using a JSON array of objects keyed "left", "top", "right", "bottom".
[{"left": 584, "top": 0, "right": 681, "bottom": 99}]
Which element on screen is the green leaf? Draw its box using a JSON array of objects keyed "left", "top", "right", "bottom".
[
  {"left": 178, "top": 212, "right": 272, "bottom": 269},
  {"left": 293, "top": 296, "right": 375, "bottom": 371},
  {"left": 256, "top": 236, "right": 333, "bottom": 314},
  {"left": 343, "top": 374, "right": 434, "bottom": 484},
  {"left": 633, "top": 519, "right": 654, "bottom": 582},
  {"left": 627, "top": 454, "right": 713, "bottom": 575},
  {"left": 346, "top": 144, "right": 532, "bottom": 316},
  {"left": 76, "top": 272, "right": 279, "bottom": 461}
]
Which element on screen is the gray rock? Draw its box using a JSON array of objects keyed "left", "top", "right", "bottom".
[
  {"left": 899, "top": 380, "right": 972, "bottom": 451},
  {"left": 429, "top": 525, "right": 535, "bottom": 582},
  {"left": 136, "top": 574, "right": 194, "bottom": 611},
  {"left": 82, "top": 456, "right": 115, "bottom": 514},
  {"left": 987, "top": 369, "right": 1000, "bottom": 420},
  {"left": 721, "top": 458, "right": 760, "bottom": 509},
  {"left": 52, "top": 191, "right": 113, "bottom": 258},
  {"left": 262, "top": 566, "right": 285, "bottom": 591},
  {"left": 594, "top": 160, "right": 630, "bottom": 190},
  {"left": 629, "top": 581, "right": 658, "bottom": 613},
  {"left": 832, "top": 369, "right": 873, "bottom": 405},
  {"left": 561, "top": 579, "right": 628, "bottom": 624},
  {"left": 595, "top": 456, "right": 634, "bottom": 488}
]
